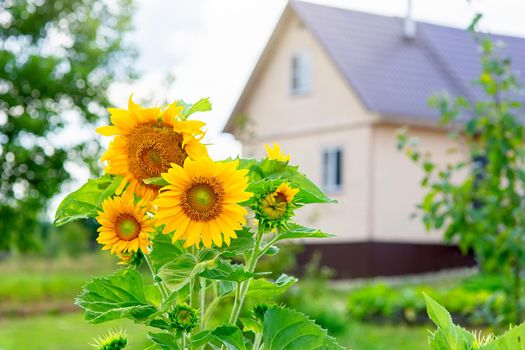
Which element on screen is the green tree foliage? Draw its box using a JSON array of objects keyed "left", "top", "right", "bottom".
[
  {"left": 0, "top": 0, "right": 135, "bottom": 251},
  {"left": 398, "top": 22, "right": 525, "bottom": 323}
]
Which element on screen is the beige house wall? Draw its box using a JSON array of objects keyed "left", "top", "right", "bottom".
[
  {"left": 231, "top": 9, "right": 462, "bottom": 244},
  {"left": 371, "top": 124, "right": 462, "bottom": 243},
  {"left": 240, "top": 11, "right": 375, "bottom": 143}
]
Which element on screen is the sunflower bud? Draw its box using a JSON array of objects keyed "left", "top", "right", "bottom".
[
  {"left": 253, "top": 304, "right": 269, "bottom": 321},
  {"left": 169, "top": 304, "right": 199, "bottom": 333},
  {"left": 256, "top": 183, "right": 299, "bottom": 230},
  {"left": 91, "top": 329, "right": 127, "bottom": 350}
]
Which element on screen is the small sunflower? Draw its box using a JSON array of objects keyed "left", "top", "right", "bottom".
[
  {"left": 257, "top": 183, "right": 299, "bottom": 229},
  {"left": 97, "top": 97, "right": 208, "bottom": 201},
  {"left": 96, "top": 191, "right": 154, "bottom": 255},
  {"left": 154, "top": 158, "right": 252, "bottom": 248},
  {"left": 265, "top": 143, "right": 290, "bottom": 162}
]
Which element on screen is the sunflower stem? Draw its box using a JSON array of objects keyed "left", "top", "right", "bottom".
[
  {"left": 228, "top": 225, "right": 265, "bottom": 324},
  {"left": 199, "top": 277, "right": 206, "bottom": 330},
  {"left": 143, "top": 254, "right": 168, "bottom": 300}
]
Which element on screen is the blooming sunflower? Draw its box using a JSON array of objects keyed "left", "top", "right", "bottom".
[
  {"left": 154, "top": 158, "right": 252, "bottom": 248},
  {"left": 257, "top": 182, "right": 299, "bottom": 229},
  {"left": 265, "top": 143, "right": 290, "bottom": 162},
  {"left": 96, "top": 191, "right": 154, "bottom": 255},
  {"left": 97, "top": 97, "right": 208, "bottom": 201}
]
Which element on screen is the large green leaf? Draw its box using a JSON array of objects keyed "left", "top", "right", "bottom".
[
  {"left": 190, "top": 325, "right": 246, "bottom": 350},
  {"left": 262, "top": 306, "right": 344, "bottom": 350},
  {"left": 199, "top": 259, "right": 256, "bottom": 283},
  {"left": 148, "top": 233, "right": 185, "bottom": 272},
  {"left": 158, "top": 253, "right": 217, "bottom": 291},
  {"left": 238, "top": 158, "right": 335, "bottom": 205},
  {"left": 211, "top": 324, "right": 246, "bottom": 350},
  {"left": 245, "top": 274, "right": 297, "bottom": 299},
  {"left": 75, "top": 269, "right": 157, "bottom": 324},
  {"left": 425, "top": 294, "right": 474, "bottom": 350},
  {"left": 148, "top": 331, "right": 180, "bottom": 350},
  {"left": 220, "top": 227, "right": 255, "bottom": 258},
  {"left": 481, "top": 323, "right": 525, "bottom": 350},
  {"left": 54, "top": 175, "right": 122, "bottom": 226},
  {"left": 276, "top": 223, "right": 333, "bottom": 242}
]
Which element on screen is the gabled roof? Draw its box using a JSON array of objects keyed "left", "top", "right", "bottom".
[{"left": 224, "top": 1, "right": 525, "bottom": 133}]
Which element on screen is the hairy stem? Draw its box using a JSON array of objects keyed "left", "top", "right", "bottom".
[
  {"left": 228, "top": 226, "right": 265, "bottom": 324},
  {"left": 199, "top": 277, "right": 206, "bottom": 330},
  {"left": 144, "top": 254, "right": 168, "bottom": 300}
]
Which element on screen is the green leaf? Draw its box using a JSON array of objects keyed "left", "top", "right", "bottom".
[
  {"left": 245, "top": 274, "right": 297, "bottom": 299},
  {"left": 144, "top": 177, "right": 169, "bottom": 186},
  {"left": 148, "top": 234, "right": 185, "bottom": 272},
  {"left": 54, "top": 175, "right": 122, "bottom": 226},
  {"left": 238, "top": 158, "right": 335, "bottom": 205},
  {"left": 481, "top": 323, "right": 525, "bottom": 350},
  {"left": 240, "top": 317, "right": 262, "bottom": 334},
  {"left": 75, "top": 269, "right": 157, "bottom": 324},
  {"left": 262, "top": 306, "right": 344, "bottom": 350},
  {"left": 211, "top": 324, "right": 246, "bottom": 350},
  {"left": 158, "top": 253, "right": 217, "bottom": 291},
  {"left": 221, "top": 227, "right": 255, "bottom": 258},
  {"left": 276, "top": 223, "right": 333, "bottom": 242},
  {"left": 199, "top": 259, "right": 256, "bottom": 282},
  {"left": 180, "top": 98, "right": 212, "bottom": 118},
  {"left": 424, "top": 293, "right": 474, "bottom": 350},
  {"left": 148, "top": 331, "right": 180, "bottom": 350}
]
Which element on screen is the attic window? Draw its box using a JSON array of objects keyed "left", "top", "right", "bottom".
[{"left": 291, "top": 51, "right": 311, "bottom": 95}]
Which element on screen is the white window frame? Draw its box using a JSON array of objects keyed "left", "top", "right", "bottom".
[
  {"left": 322, "top": 146, "right": 343, "bottom": 193},
  {"left": 290, "top": 50, "right": 311, "bottom": 95}
]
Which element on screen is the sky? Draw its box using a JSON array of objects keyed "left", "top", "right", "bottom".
[{"left": 49, "top": 0, "right": 525, "bottom": 216}]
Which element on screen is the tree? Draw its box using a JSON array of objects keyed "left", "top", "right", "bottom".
[
  {"left": 398, "top": 19, "right": 525, "bottom": 323},
  {"left": 0, "top": 0, "right": 135, "bottom": 251}
]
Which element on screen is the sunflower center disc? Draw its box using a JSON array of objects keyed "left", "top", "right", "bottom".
[
  {"left": 188, "top": 184, "right": 217, "bottom": 212},
  {"left": 128, "top": 122, "right": 187, "bottom": 180},
  {"left": 116, "top": 214, "right": 140, "bottom": 240}
]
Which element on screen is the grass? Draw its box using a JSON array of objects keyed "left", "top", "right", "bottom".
[
  {"left": 0, "top": 313, "right": 150, "bottom": 350},
  {"left": 0, "top": 312, "right": 430, "bottom": 350}
]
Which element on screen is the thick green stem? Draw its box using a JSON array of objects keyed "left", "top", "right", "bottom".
[
  {"left": 252, "top": 332, "right": 262, "bottom": 350},
  {"left": 199, "top": 277, "right": 206, "bottom": 330},
  {"left": 228, "top": 226, "right": 265, "bottom": 324},
  {"left": 182, "top": 333, "right": 187, "bottom": 350}
]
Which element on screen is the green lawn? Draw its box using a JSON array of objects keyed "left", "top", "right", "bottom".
[{"left": 0, "top": 312, "right": 430, "bottom": 350}]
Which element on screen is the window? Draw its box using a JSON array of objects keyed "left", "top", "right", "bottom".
[
  {"left": 291, "top": 51, "right": 311, "bottom": 95},
  {"left": 323, "top": 147, "right": 343, "bottom": 192}
]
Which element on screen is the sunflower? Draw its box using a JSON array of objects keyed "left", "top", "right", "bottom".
[
  {"left": 265, "top": 143, "right": 290, "bottom": 162},
  {"left": 154, "top": 158, "right": 252, "bottom": 248},
  {"left": 96, "top": 191, "right": 154, "bottom": 255},
  {"left": 97, "top": 97, "right": 208, "bottom": 201},
  {"left": 257, "top": 182, "right": 299, "bottom": 229}
]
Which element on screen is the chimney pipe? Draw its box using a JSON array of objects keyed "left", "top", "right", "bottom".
[{"left": 403, "top": 0, "right": 416, "bottom": 39}]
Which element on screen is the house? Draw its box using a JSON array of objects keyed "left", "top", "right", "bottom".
[{"left": 222, "top": 1, "right": 525, "bottom": 278}]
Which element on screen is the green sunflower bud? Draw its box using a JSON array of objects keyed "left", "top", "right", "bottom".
[
  {"left": 168, "top": 304, "right": 199, "bottom": 333},
  {"left": 253, "top": 304, "right": 269, "bottom": 321},
  {"left": 91, "top": 328, "right": 127, "bottom": 350}
]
